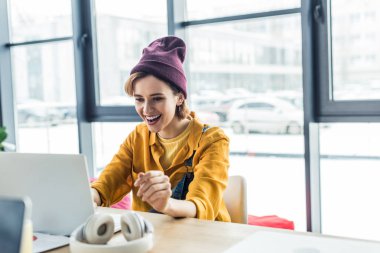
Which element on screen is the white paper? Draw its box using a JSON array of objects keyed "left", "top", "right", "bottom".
[{"left": 33, "top": 232, "right": 69, "bottom": 253}]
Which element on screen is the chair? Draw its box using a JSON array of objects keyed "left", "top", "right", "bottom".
[{"left": 223, "top": 175, "right": 247, "bottom": 224}]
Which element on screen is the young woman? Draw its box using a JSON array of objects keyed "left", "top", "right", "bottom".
[{"left": 91, "top": 36, "right": 230, "bottom": 222}]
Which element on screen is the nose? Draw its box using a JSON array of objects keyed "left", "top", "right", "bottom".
[{"left": 143, "top": 100, "right": 153, "bottom": 115}]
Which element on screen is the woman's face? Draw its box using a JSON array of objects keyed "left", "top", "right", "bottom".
[{"left": 133, "top": 75, "right": 183, "bottom": 136}]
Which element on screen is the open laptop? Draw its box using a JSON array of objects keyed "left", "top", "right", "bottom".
[{"left": 0, "top": 153, "right": 95, "bottom": 236}]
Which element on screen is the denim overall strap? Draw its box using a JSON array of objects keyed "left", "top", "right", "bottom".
[
  {"left": 171, "top": 125, "right": 210, "bottom": 200},
  {"left": 171, "top": 154, "right": 195, "bottom": 200}
]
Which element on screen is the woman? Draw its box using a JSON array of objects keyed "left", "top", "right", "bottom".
[{"left": 91, "top": 36, "right": 230, "bottom": 221}]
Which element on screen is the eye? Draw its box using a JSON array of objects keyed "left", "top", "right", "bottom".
[
  {"left": 153, "top": 97, "right": 163, "bottom": 102},
  {"left": 135, "top": 97, "right": 144, "bottom": 103}
]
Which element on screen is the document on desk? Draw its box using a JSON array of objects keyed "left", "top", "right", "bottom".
[
  {"left": 33, "top": 233, "right": 70, "bottom": 253},
  {"left": 224, "top": 230, "right": 380, "bottom": 253}
]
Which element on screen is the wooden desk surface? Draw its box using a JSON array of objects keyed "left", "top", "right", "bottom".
[
  {"left": 48, "top": 207, "right": 380, "bottom": 253},
  {"left": 48, "top": 207, "right": 280, "bottom": 253}
]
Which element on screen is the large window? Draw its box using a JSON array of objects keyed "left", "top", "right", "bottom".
[
  {"left": 9, "top": 0, "right": 72, "bottom": 42},
  {"left": 93, "top": 122, "right": 138, "bottom": 175},
  {"left": 187, "top": 14, "right": 306, "bottom": 230},
  {"left": 94, "top": 0, "right": 167, "bottom": 107},
  {"left": 90, "top": 0, "right": 167, "bottom": 171},
  {"left": 331, "top": 0, "right": 380, "bottom": 101},
  {"left": 320, "top": 123, "right": 380, "bottom": 240},
  {"left": 12, "top": 42, "right": 78, "bottom": 153},
  {"left": 315, "top": 0, "right": 380, "bottom": 118},
  {"left": 6, "top": 0, "right": 78, "bottom": 153},
  {"left": 309, "top": 0, "right": 380, "bottom": 239}
]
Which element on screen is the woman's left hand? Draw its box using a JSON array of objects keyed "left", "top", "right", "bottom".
[{"left": 134, "top": 171, "right": 172, "bottom": 213}]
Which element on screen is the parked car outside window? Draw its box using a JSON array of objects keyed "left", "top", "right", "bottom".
[
  {"left": 17, "top": 99, "right": 76, "bottom": 127},
  {"left": 227, "top": 96, "right": 303, "bottom": 135}
]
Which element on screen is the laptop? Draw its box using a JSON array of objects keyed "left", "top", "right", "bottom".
[
  {"left": 223, "top": 230, "right": 380, "bottom": 253},
  {"left": 0, "top": 196, "right": 31, "bottom": 253},
  {"left": 0, "top": 152, "right": 95, "bottom": 236}
]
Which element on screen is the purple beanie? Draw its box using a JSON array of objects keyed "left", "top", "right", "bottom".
[{"left": 130, "top": 36, "right": 187, "bottom": 98}]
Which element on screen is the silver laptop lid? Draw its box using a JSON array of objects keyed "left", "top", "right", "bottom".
[{"left": 0, "top": 153, "right": 95, "bottom": 236}]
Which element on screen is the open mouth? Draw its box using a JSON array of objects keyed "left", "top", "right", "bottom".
[{"left": 146, "top": 114, "right": 161, "bottom": 125}]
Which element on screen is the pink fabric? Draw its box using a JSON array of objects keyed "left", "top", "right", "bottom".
[
  {"left": 248, "top": 215, "right": 294, "bottom": 230},
  {"left": 110, "top": 195, "right": 131, "bottom": 210},
  {"left": 89, "top": 177, "right": 131, "bottom": 210}
]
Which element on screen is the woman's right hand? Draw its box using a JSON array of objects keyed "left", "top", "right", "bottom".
[
  {"left": 91, "top": 188, "right": 101, "bottom": 207},
  {"left": 134, "top": 171, "right": 172, "bottom": 213}
]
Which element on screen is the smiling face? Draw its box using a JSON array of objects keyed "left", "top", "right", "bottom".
[{"left": 133, "top": 75, "right": 185, "bottom": 138}]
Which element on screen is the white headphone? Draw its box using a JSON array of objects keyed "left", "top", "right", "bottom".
[{"left": 70, "top": 212, "right": 154, "bottom": 253}]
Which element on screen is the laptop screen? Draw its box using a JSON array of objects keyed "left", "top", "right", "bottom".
[
  {"left": 0, "top": 197, "right": 27, "bottom": 253},
  {"left": 0, "top": 153, "right": 95, "bottom": 236}
]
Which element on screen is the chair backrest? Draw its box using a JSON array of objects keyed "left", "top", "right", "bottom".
[{"left": 223, "top": 175, "right": 247, "bottom": 224}]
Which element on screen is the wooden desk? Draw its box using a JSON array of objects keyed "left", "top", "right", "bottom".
[
  {"left": 47, "top": 207, "right": 380, "bottom": 253},
  {"left": 47, "top": 207, "right": 271, "bottom": 253}
]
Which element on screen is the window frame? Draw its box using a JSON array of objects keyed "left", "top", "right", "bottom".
[
  {"left": 314, "top": 0, "right": 380, "bottom": 122},
  {"left": 0, "top": 0, "right": 96, "bottom": 173},
  {"left": 0, "top": 0, "right": 16, "bottom": 145},
  {"left": 82, "top": 0, "right": 173, "bottom": 122}
]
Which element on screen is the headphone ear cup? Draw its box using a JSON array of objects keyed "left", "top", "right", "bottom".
[
  {"left": 82, "top": 213, "right": 114, "bottom": 244},
  {"left": 143, "top": 218, "right": 154, "bottom": 234},
  {"left": 120, "top": 212, "right": 145, "bottom": 241}
]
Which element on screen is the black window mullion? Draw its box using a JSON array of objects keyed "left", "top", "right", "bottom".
[
  {"left": 72, "top": 0, "right": 98, "bottom": 176},
  {"left": 182, "top": 8, "right": 301, "bottom": 27},
  {"left": 6, "top": 36, "right": 73, "bottom": 47},
  {"left": 73, "top": 0, "right": 99, "bottom": 122},
  {"left": 302, "top": 0, "right": 322, "bottom": 233}
]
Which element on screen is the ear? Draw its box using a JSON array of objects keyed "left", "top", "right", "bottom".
[{"left": 176, "top": 93, "right": 185, "bottom": 106}]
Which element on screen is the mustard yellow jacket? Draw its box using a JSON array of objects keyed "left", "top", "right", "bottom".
[{"left": 92, "top": 114, "right": 231, "bottom": 222}]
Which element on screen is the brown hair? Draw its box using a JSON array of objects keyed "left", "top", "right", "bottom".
[{"left": 124, "top": 72, "right": 190, "bottom": 120}]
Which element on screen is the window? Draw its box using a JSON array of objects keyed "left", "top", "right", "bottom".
[
  {"left": 6, "top": 0, "right": 79, "bottom": 153},
  {"left": 93, "top": 122, "right": 140, "bottom": 175},
  {"left": 331, "top": 0, "right": 380, "bottom": 101},
  {"left": 88, "top": 0, "right": 168, "bottom": 173},
  {"left": 308, "top": 0, "right": 380, "bottom": 239},
  {"left": 12, "top": 42, "right": 78, "bottom": 153},
  {"left": 9, "top": 0, "right": 72, "bottom": 42},
  {"left": 320, "top": 123, "right": 380, "bottom": 240},
  {"left": 187, "top": 14, "right": 306, "bottom": 230},
  {"left": 315, "top": 0, "right": 380, "bottom": 119},
  {"left": 94, "top": 0, "right": 167, "bottom": 108}
]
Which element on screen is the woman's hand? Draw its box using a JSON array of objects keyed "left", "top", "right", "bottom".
[
  {"left": 134, "top": 171, "right": 172, "bottom": 213},
  {"left": 90, "top": 188, "right": 101, "bottom": 207}
]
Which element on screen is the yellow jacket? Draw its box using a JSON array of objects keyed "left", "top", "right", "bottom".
[{"left": 92, "top": 113, "right": 231, "bottom": 222}]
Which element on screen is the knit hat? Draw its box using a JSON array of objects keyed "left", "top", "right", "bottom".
[{"left": 130, "top": 36, "right": 187, "bottom": 98}]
